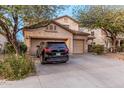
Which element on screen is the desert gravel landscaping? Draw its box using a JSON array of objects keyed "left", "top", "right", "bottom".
[
  {"left": 104, "top": 53, "right": 124, "bottom": 61},
  {"left": 1, "top": 54, "right": 124, "bottom": 88}
]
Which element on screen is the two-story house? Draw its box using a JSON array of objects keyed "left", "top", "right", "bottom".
[
  {"left": 23, "top": 15, "right": 93, "bottom": 55},
  {"left": 81, "top": 28, "right": 124, "bottom": 49}
]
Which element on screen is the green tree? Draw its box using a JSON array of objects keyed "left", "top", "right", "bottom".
[
  {"left": 0, "top": 5, "right": 67, "bottom": 56},
  {"left": 73, "top": 5, "right": 124, "bottom": 52}
]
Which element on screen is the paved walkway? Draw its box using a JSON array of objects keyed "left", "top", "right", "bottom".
[{"left": 1, "top": 54, "right": 124, "bottom": 88}]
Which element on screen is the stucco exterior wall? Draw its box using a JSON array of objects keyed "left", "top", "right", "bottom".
[
  {"left": 74, "top": 35, "right": 88, "bottom": 40},
  {"left": 82, "top": 28, "right": 116, "bottom": 49},
  {"left": 24, "top": 23, "right": 73, "bottom": 54},
  {"left": 92, "top": 29, "right": 106, "bottom": 45},
  {"left": 117, "top": 34, "right": 124, "bottom": 39},
  {"left": 82, "top": 28, "right": 108, "bottom": 46},
  {"left": 55, "top": 16, "right": 79, "bottom": 31},
  {"left": 0, "top": 34, "right": 7, "bottom": 52}
]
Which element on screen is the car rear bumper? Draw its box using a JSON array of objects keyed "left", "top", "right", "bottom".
[{"left": 45, "top": 55, "right": 69, "bottom": 63}]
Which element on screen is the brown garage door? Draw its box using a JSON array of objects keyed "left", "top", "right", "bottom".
[
  {"left": 73, "top": 40, "right": 84, "bottom": 54},
  {"left": 30, "top": 38, "right": 66, "bottom": 56}
]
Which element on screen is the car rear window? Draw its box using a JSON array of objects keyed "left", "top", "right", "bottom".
[{"left": 47, "top": 42, "right": 67, "bottom": 49}]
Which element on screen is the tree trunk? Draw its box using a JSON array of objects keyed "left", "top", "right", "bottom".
[
  {"left": 10, "top": 37, "right": 20, "bottom": 57},
  {"left": 13, "top": 41, "right": 20, "bottom": 57},
  {"left": 14, "top": 45, "right": 20, "bottom": 56}
]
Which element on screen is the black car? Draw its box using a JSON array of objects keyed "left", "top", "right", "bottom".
[{"left": 40, "top": 42, "right": 69, "bottom": 64}]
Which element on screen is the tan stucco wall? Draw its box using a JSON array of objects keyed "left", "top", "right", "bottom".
[
  {"left": 82, "top": 28, "right": 118, "bottom": 49},
  {"left": 117, "top": 34, "right": 124, "bottom": 39},
  {"left": 55, "top": 16, "right": 79, "bottom": 31},
  {"left": 24, "top": 23, "right": 73, "bottom": 54},
  {"left": 0, "top": 34, "right": 7, "bottom": 51},
  {"left": 74, "top": 35, "right": 88, "bottom": 40},
  {"left": 82, "top": 28, "right": 108, "bottom": 46}
]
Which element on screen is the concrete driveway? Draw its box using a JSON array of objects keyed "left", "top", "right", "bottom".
[{"left": 1, "top": 54, "right": 124, "bottom": 88}]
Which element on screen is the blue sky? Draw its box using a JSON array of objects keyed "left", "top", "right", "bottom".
[{"left": 58, "top": 6, "right": 74, "bottom": 17}]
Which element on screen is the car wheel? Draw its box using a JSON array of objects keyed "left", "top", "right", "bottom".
[
  {"left": 41, "top": 62, "right": 45, "bottom": 64},
  {"left": 41, "top": 60, "right": 46, "bottom": 64}
]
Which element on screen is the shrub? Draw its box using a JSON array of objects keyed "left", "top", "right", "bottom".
[
  {"left": 117, "top": 46, "right": 122, "bottom": 52},
  {"left": 20, "top": 43, "right": 27, "bottom": 54},
  {"left": 0, "top": 54, "right": 35, "bottom": 80},
  {"left": 116, "top": 44, "right": 124, "bottom": 52},
  {"left": 4, "top": 42, "right": 27, "bottom": 54},
  {"left": 92, "top": 44, "right": 104, "bottom": 55},
  {"left": 121, "top": 44, "right": 124, "bottom": 52},
  {"left": 121, "top": 44, "right": 124, "bottom": 48},
  {"left": 4, "top": 43, "right": 15, "bottom": 53}
]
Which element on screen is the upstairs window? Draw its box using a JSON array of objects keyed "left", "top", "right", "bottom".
[
  {"left": 54, "top": 25, "right": 56, "bottom": 30},
  {"left": 46, "top": 25, "right": 57, "bottom": 31},
  {"left": 49, "top": 25, "right": 53, "bottom": 30},
  {"left": 63, "top": 25, "right": 69, "bottom": 29},
  {"left": 91, "top": 31, "right": 94, "bottom": 36}
]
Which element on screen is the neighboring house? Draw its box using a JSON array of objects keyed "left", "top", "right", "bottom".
[
  {"left": 80, "top": 28, "right": 110, "bottom": 48},
  {"left": 23, "top": 15, "right": 94, "bottom": 55},
  {"left": 0, "top": 34, "right": 7, "bottom": 53},
  {"left": 81, "top": 28, "right": 124, "bottom": 49}
]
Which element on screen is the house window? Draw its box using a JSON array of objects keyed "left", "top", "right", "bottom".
[
  {"left": 91, "top": 31, "right": 94, "bottom": 36},
  {"left": 49, "top": 25, "right": 53, "bottom": 30},
  {"left": 54, "top": 25, "right": 57, "bottom": 30},
  {"left": 63, "top": 25, "right": 69, "bottom": 29},
  {"left": 46, "top": 25, "right": 57, "bottom": 31}
]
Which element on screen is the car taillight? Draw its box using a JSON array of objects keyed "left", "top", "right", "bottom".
[
  {"left": 44, "top": 48, "right": 52, "bottom": 53},
  {"left": 64, "top": 48, "right": 69, "bottom": 53}
]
